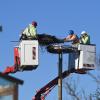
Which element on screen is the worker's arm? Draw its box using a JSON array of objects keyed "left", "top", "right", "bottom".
[
  {"left": 22, "top": 27, "right": 28, "bottom": 35},
  {"left": 64, "top": 35, "right": 71, "bottom": 42},
  {"left": 70, "top": 35, "right": 76, "bottom": 40},
  {"left": 64, "top": 35, "right": 76, "bottom": 42},
  {"left": 20, "top": 29, "right": 28, "bottom": 40}
]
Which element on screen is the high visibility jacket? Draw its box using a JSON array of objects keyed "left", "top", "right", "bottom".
[
  {"left": 23, "top": 24, "right": 37, "bottom": 38},
  {"left": 81, "top": 35, "right": 90, "bottom": 44}
]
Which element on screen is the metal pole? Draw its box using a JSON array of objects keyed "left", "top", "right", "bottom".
[
  {"left": 58, "top": 53, "right": 62, "bottom": 100},
  {"left": 0, "top": 25, "right": 2, "bottom": 32}
]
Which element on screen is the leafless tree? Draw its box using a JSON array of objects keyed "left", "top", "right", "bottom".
[
  {"left": 96, "top": 53, "right": 100, "bottom": 69},
  {"left": 63, "top": 75, "right": 81, "bottom": 100},
  {"left": 63, "top": 70, "right": 100, "bottom": 100},
  {"left": 63, "top": 53, "right": 100, "bottom": 100}
]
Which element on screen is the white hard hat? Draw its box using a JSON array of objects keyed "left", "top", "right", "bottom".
[{"left": 81, "top": 31, "right": 87, "bottom": 35}]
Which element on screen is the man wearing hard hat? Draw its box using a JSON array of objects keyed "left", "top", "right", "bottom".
[
  {"left": 80, "top": 31, "right": 90, "bottom": 45},
  {"left": 20, "top": 21, "right": 37, "bottom": 40},
  {"left": 64, "top": 30, "right": 79, "bottom": 45}
]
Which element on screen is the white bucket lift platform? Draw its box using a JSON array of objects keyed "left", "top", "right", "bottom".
[
  {"left": 47, "top": 44, "right": 96, "bottom": 74},
  {"left": 68, "top": 44, "right": 96, "bottom": 73},
  {"left": 14, "top": 40, "right": 39, "bottom": 71}
]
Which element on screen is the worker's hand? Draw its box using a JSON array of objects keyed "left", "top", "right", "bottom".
[
  {"left": 64, "top": 38, "right": 71, "bottom": 42},
  {"left": 19, "top": 34, "right": 27, "bottom": 40},
  {"left": 63, "top": 38, "right": 68, "bottom": 42}
]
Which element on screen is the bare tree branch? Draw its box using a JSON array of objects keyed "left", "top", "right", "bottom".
[
  {"left": 81, "top": 90, "right": 88, "bottom": 100},
  {"left": 63, "top": 80, "right": 80, "bottom": 100},
  {"left": 96, "top": 54, "right": 100, "bottom": 69},
  {"left": 87, "top": 72, "right": 100, "bottom": 84}
]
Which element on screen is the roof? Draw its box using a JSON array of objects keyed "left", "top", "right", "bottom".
[{"left": 0, "top": 72, "right": 24, "bottom": 85}]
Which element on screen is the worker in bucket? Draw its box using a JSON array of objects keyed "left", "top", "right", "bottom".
[
  {"left": 80, "top": 31, "right": 90, "bottom": 45},
  {"left": 64, "top": 30, "right": 79, "bottom": 45},
  {"left": 20, "top": 21, "right": 37, "bottom": 40}
]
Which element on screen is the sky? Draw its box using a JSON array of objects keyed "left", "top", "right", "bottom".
[{"left": 0, "top": 0, "right": 100, "bottom": 100}]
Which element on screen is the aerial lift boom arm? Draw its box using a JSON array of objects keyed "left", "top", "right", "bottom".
[
  {"left": 3, "top": 47, "right": 20, "bottom": 74},
  {"left": 33, "top": 69, "right": 75, "bottom": 100}
]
